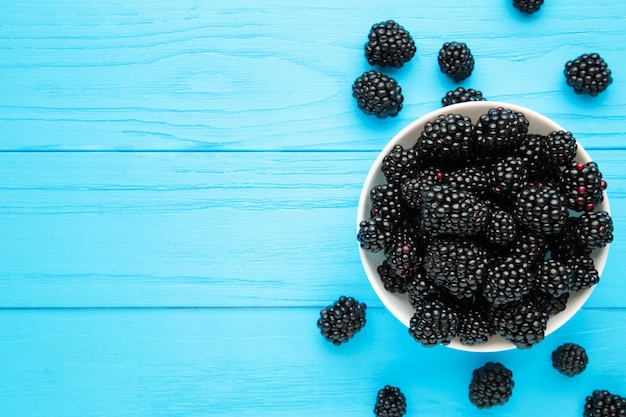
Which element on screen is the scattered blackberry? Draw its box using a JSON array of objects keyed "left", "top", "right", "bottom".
[
  {"left": 358, "top": 216, "right": 393, "bottom": 252},
  {"left": 513, "top": 0, "right": 544, "bottom": 14},
  {"left": 420, "top": 184, "right": 490, "bottom": 237},
  {"left": 378, "top": 261, "right": 409, "bottom": 293},
  {"left": 400, "top": 167, "right": 445, "bottom": 211},
  {"left": 382, "top": 144, "right": 420, "bottom": 184},
  {"left": 438, "top": 42, "right": 474, "bottom": 82},
  {"left": 317, "top": 296, "right": 367, "bottom": 346},
  {"left": 365, "top": 20, "right": 416, "bottom": 68},
  {"left": 565, "top": 255, "right": 600, "bottom": 292},
  {"left": 534, "top": 258, "right": 574, "bottom": 297},
  {"left": 445, "top": 166, "right": 490, "bottom": 197},
  {"left": 423, "top": 237, "right": 489, "bottom": 299},
  {"left": 565, "top": 53, "right": 613, "bottom": 96},
  {"left": 485, "top": 209, "right": 517, "bottom": 246},
  {"left": 475, "top": 107, "right": 529, "bottom": 153},
  {"left": 552, "top": 343, "right": 588, "bottom": 377},
  {"left": 370, "top": 183, "right": 405, "bottom": 223},
  {"left": 469, "top": 362, "right": 514, "bottom": 408},
  {"left": 574, "top": 211, "right": 614, "bottom": 251},
  {"left": 482, "top": 255, "right": 534, "bottom": 307},
  {"left": 516, "top": 133, "right": 550, "bottom": 180},
  {"left": 493, "top": 298, "right": 548, "bottom": 348},
  {"left": 374, "top": 385, "right": 407, "bottom": 417},
  {"left": 558, "top": 161, "right": 606, "bottom": 212},
  {"left": 352, "top": 70, "right": 404, "bottom": 118},
  {"left": 409, "top": 297, "right": 458, "bottom": 347},
  {"left": 416, "top": 113, "right": 475, "bottom": 163},
  {"left": 442, "top": 87, "right": 485, "bottom": 106},
  {"left": 457, "top": 304, "right": 493, "bottom": 345},
  {"left": 531, "top": 290, "right": 569, "bottom": 316},
  {"left": 489, "top": 156, "right": 528, "bottom": 195},
  {"left": 512, "top": 182, "right": 569, "bottom": 236},
  {"left": 543, "top": 130, "right": 578, "bottom": 167},
  {"left": 584, "top": 390, "right": 626, "bottom": 417}
]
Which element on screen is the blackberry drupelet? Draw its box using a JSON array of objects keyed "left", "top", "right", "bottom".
[
  {"left": 543, "top": 130, "right": 578, "bottom": 167},
  {"left": 445, "top": 166, "right": 490, "bottom": 197},
  {"left": 374, "top": 385, "right": 407, "bottom": 417},
  {"left": 584, "top": 390, "right": 626, "bottom": 417},
  {"left": 552, "top": 343, "right": 588, "bottom": 377},
  {"left": 493, "top": 298, "right": 548, "bottom": 348},
  {"left": 382, "top": 144, "right": 420, "bottom": 184},
  {"left": 365, "top": 20, "right": 416, "bottom": 68},
  {"left": 469, "top": 362, "right": 514, "bottom": 408},
  {"left": 423, "top": 237, "right": 489, "bottom": 299},
  {"left": 558, "top": 161, "right": 606, "bottom": 212},
  {"left": 489, "top": 156, "right": 528, "bottom": 195},
  {"left": 475, "top": 107, "right": 529, "bottom": 153},
  {"left": 357, "top": 216, "right": 393, "bottom": 253},
  {"left": 565, "top": 53, "right": 613, "bottom": 96},
  {"left": 482, "top": 255, "right": 534, "bottom": 307},
  {"left": 457, "top": 304, "right": 493, "bottom": 346},
  {"left": 377, "top": 261, "right": 409, "bottom": 293},
  {"left": 438, "top": 42, "right": 474, "bottom": 82},
  {"left": 512, "top": 182, "right": 569, "bottom": 236},
  {"left": 420, "top": 184, "right": 490, "bottom": 237},
  {"left": 409, "top": 297, "right": 458, "bottom": 347},
  {"left": 442, "top": 87, "right": 485, "bottom": 106},
  {"left": 575, "top": 211, "right": 614, "bottom": 251},
  {"left": 485, "top": 209, "right": 517, "bottom": 246},
  {"left": 370, "top": 183, "right": 405, "bottom": 223},
  {"left": 565, "top": 255, "right": 600, "bottom": 292},
  {"left": 416, "top": 113, "right": 475, "bottom": 163},
  {"left": 534, "top": 258, "right": 574, "bottom": 297},
  {"left": 513, "top": 0, "right": 544, "bottom": 14},
  {"left": 317, "top": 296, "right": 367, "bottom": 345},
  {"left": 352, "top": 70, "right": 404, "bottom": 118}
]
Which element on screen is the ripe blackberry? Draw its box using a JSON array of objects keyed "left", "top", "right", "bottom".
[
  {"left": 543, "top": 130, "right": 578, "bottom": 167},
  {"left": 365, "top": 20, "right": 416, "bottom": 68},
  {"left": 382, "top": 144, "right": 420, "bottom": 184},
  {"left": 548, "top": 217, "right": 592, "bottom": 258},
  {"left": 558, "top": 161, "right": 606, "bottom": 212},
  {"left": 357, "top": 216, "right": 393, "bottom": 252},
  {"left": 534, "top": 258, "right": 574, "bottom": 297},
  {"left": 475, "top": 107, "right": 529, "bottom": 153},
  {"left": 507, "top": 232, "right": 549, "bottom": 264},
  {"left": 374, "top": 385, "right": 407, "bottom": 417},
  {"left": 493, "top": 298, "right": 548, "bottom": 348},
  {"left": 575, "top": 210, "right": 614, "bottom": 251},
  {"left": 423, "top": 237, "right": 489, "bottom": 299},
  {"left": 485, "top": 209, "right": 517, "bottom": 246},
  {"left": 584, "top": 390, "right": 626, "bottom": 417},
  {"left": 409, "top": 297, "right": 458, "bottom": 347},
  {"left": 377, "top": 261, "right": 409, "bottom": 294},
  {"left": 552, "top": 343, "right": 588, "bottom": 377},
  {"left": 442, "top": 87, "right": 485, "bottom": 107},
  {"left": 416, "top": 113, "right": 475, "bottom": 163},
  {"left": 512, "top": 182, "right": 569, "bottom": 236},
  {"left": 384, "top": 228, "right": 423, "bottom": 279},
  {"left": 407, "top": 269, "right": 443, "bottom": 307},
  {"left": 400, "top": 167, "right": 445, "bottom": 211},
  {"left": 482, "top": 255, "right": 534, "bottom": 307},
  {"left": 317, "top": 296, "right": 367, "bottom": 345},
  {"left": 370, "top": 183, "right": 405, "bottom": 224},
  {"left": 513, "top": 0, "right": 544, "bottom": 14},
  {"left": 489, "top": 156, "right": 528, "bottom": 195},
  {"left": 469, "top": 362, "right": 514, "bottom": 408},
  {"left": 420, "top": 184, "right": 490, "bottom": 237},
  {"left": 457, "top": 304, "right": 493, "bottom": 346},
  {"left": 516, "top": 133, "right": 550, "bottom": 180},
  {"left": 531, "top": 290, "right": 569, "bottom": 316},
  {"left": 352, "top": 70, "right": 404, "bottom": 118},
  {"left": 445, "top": 166, "right": 490, "bottom": 197},
  {"left": 438, "top": 42, "right": 474, "bottom": 82},
  {"left": 565, "top": 255, "right": 600, "bottom": 292},
  {"left": 565, "top": 53, "right": 613, "bottom": 96}
]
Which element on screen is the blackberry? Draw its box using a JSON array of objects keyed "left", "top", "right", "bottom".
[
  {"left": 549, "top": 217, "right": 592, "bottom": 258},
  {"left": 382, "top": 144, "right": 420, "bottom": 184},
  {"left": 420, "top": 184, "right": 490, "bottom": 237},
  {"left": 508, "top": 232, "right": 549, "bottom": 264},
  {"left": 407, "top": 269, "right": 443, "bottom": 307},
  {"left": 357, "top": 216, "right": 393, "bottom": 252},
  {"left": 438, "top": 42, "right": 474, "bottom": 82},
  {"left": 531, "top": 290, "right": 569, "bottom": 316},
  {"left": 565, "top": 53, "right": 613, "bottom": 96},
  {"left": 384, "top": 228, "right": 422, "bottom": 279},
  {"left": 475, "top": 107, "right": 529, "bottom": 153},
  {"left": 416, "top": 113, "right": 475, "bottom": 163},
  {"left": 552, "top": 343, "right": 588, "bottom": 377},
  {"left": 370, "top": 183, "right": 405, "bottom": 223},
  {"left": 423, "top": 237, "right": 489, "bottom": 299},
  {"left": 365, "top": 20, "right": 416, "bottom": 68},
  {"left": 400, "top": 167, "right": 445, "bottom": 211},
  {"left": 543, "top": 130, "right": 578, "bottom": 167},
  {"left": 489, "top": 156, "right": 528, "bottom": 195},
  {"left": 317, "top": 296, "right": 367, "bottom": 345},
  {"left": 558, "top": 161, "right": 606, "bottom": 212},
  {"left": 409, "top": 297, "right": 458, "bottom": 347},
  {"left": 445, "top": 166, "right": 490, "bottom": 197},
  {"left": 516, "top": 133, "right": 550, "bottom": 180},
  {"left": 575, "top": 211, "right": 614, "bottom": 251},
  {"left": 512, "top": 182, "right": 569, "bottom": 236},
  {"left": 493, "top": 298, "right": 549, "bottom": 348},
  {"left": 352, "top": 70, "right": 403, "bottom": 118},
  {"left": 534, "top": 258, "right": 574, "bottom": 297},
  {"left": 442, "top": 87, "right": 485, "bottom": 107},
  {"left": 374, "top": 385, "right": 407, "bottom": 417},
  {"left": 485, "top": 209, "right": 517, "bottom": 246},
  {"left": 469, "top": 362, "right": 514, "bottom": 408},
  {"left": 457, "top": 304, "right": 493, "bottom": 346},
  {"left": 377, "top": 261, "right": 409, "bottom": 294},
  {"left": 513, "top": 0, "right": 544, "bottom": 14},
  {"left": 584, "top": 390, "right": 626, "bottom": 417},
  {"left": 482, "top": 255, "right": 534, "bottom": 307},
  {"left": 565, "top": 255, "right": 600, "bottom": 292}
]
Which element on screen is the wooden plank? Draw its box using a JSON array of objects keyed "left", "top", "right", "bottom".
[
  {"left": 0, "top": 151, "right": 624, "bottom": 308},
  {"left": 0, "top": 307, "right": 624, "bottom": 417},
  {"left": 1, "top": 1, "right": 625, "bottom": 150}
]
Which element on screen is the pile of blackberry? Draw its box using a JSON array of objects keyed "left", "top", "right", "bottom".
[{"left": 357, "top": 107, "right": 613, "bottom": 349}]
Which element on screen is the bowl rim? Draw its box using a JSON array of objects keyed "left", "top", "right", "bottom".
[{"left": 357, "top": 100, "right": 611, "bottom": 352}]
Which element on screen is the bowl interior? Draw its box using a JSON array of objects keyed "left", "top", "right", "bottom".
[{"left": 357, "top": 101, "right": 610, "bottom": 352}]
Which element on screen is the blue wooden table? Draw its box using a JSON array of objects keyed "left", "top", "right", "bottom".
[{"left": 1, "top": 1, "right": 625, "bottom": 416}]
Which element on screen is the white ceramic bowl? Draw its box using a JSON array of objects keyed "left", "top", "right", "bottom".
[{"left": 357, "top": 101, "right": 610, "bottom": 352}]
